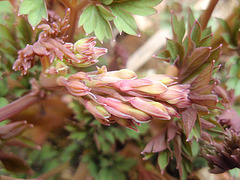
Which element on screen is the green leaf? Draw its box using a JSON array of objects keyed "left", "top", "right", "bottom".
[
  {"left": 229, "top": 64, "right": 239, "bottom": 76},
  {"left": 95, "top": 14, "right": 113, "bottom": 42},
  {"left": 222, "top": 33, "right": 232, "bottom": 44},
  {"left": 235, "top": 80, "right": 240, "bottom": 96},
  {"left": 232, "top": 19, "right": 240, "bottom": 45},
  {"left": 115, "top": 157, "right": 136, "bottom": 171},
  {"left": 17, "top": 18, "right": 33, "bottom": 47},
  {"left": 227, "top": 77, "right": 238, "bottom": 89},
  {"left": 81, "top": 5, "right": 97, "bottom": 34},
  {"left": 166, "top": 39, "right": 185, "bottom": 66},
  {"left": 201, "top": 27, "right": 212, "bottom": 39},
  {"left": 103, "top": 130, "right": 115, "bottom": 144},
  {"left": 191, "top": 21, "right": 202, "bottom": 46},
  {"left": 187, "top": 117, "right": 201, "bottom": 141},
  {"left": 171, "top": 13, "right": 185, "bottom": 43},
  {"left": 115, "top": 3, "right": 157, "bottom": 16},
  {"left": 229, "top": 168, "right": 240, "bottom": 179},
  {"left": 0, "top": 97, "right": 8, "bottom": 108},
  {"left": 17, "top": 136, "right": 38, "bottom": 149},
  {"left": 111, "top": 7, "right": 138, "bottom": 35},
  {"left": 217, "top": 18, "right": 231, "bottom": 34},
  {"left": 155, "top": 50, "right": 171, "bottom": 62},
  {"left": 69, "top": 131, "right": 87, "bottom": 141},
  {"left": 199, "top": 34, "right": 212, "bottom": 47},
  {"left": 111, "top": 0, "right": 162, "bottom": 16},
  {"left": 0, "top": 77, "right": 9, "bottom": 96},
  {"left": 99, "top": 0, "right": 113, "bottom": 5},
  {"left": 79, "top": 5, "right": 93, "bottom": 27},
  {"left": 97, "top": 4, "right": 115, "bottom": 21},
  {"left": 19, "top": 0, "right": 48, "bottom": 28},
  {"left": 79, "top": 4, "right": 113, "bottom": 41},
  {"left": 0, "top": 25, "right": 15, "bottom": 44},
  {"left": 158, "top": 150, "right": 169, "bottom": 173},
  {"left": 205, "top": 118, "right": 224, "bottom": 133},
  {"left": 188, "top": 8, "right": 195, "bottom": 33},
  {"left": 0, "top": 1, "right": 12, "bottom": 14}
]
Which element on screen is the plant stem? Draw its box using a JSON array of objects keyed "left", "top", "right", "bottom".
[
  {"left": 0, "top": 93, "right": 42, "bottom": 122},
  {"left": 59, "top": 0, "right": 72, "bottom": 8},
  {"left": 38, "top": 161, "right": 70, "bottom": 179},
  {"left": 67, "top": 0, "right": 90, "bottom": 42},
  {"left": 199, "top": 0, "right": 219, "bottom": 30}
]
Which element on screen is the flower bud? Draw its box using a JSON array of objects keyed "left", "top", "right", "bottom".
[
  {"left": 96, "top": 95, "right": 151, "bottom": 123},
  {"left": 156, "top": 84, "right": 191, "bottom": 108},
  {"left": 84, "top": 99, "right": 110, "bottom": 122},
  {"left": 57, "top": 76, "right": 90, "bottom": 96},
  {"left": 128, "top": 97, "right": 171, "bottom": 120},
  {"left": 112, "top": 79, "right": 168, "bottom": 96},
  {"left": 144, "top": 74, "right": 176, "bottom": 86}
]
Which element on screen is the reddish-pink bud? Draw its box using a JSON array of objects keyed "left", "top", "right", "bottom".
[{"left": 128, "top": 97, "right": 171, "bottom": 120}]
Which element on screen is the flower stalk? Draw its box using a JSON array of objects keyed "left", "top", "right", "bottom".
[{"left": 0, "top": 93, "right": 42, "bottom": 122}]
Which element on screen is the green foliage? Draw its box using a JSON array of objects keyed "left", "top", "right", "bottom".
[
  {"left": 217, "top": 17, "right": 240, "bottom": 49},
  {"left": 79, "top": 0, "right": 162, "bottom": 41},
  {"left": 82, "top": 153, "right": 136, "bottom": 180},
  {"left": 28, "top": 142, "right": 79, "bottom": 179},
  {"left": 19, "top": 0, "right": 48, "bottom": 28},
  {"left": 226, "top": 56, "right": 240, "bottom": 96}
]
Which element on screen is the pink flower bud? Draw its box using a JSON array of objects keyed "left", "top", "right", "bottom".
[
  {"left": 57, "top": 76, "right": 90, "bottom": 96},
  {"left": 84, "top": 99, "right": 110, "bottom": 122},
  {"left": 96, "top": 95, "right": 151, "bottom": 123},
  {"left": 128, "top": 97, "right": 171, "bottom": 120},
  {"left": 112, "top": 79, "right": 168, "bottom": 96},
  {"left": 156, "top": 84, "right": 191, "bottom": 108},
  {"left": 144, "top": 74, "right": 177, "bottom": 86}
]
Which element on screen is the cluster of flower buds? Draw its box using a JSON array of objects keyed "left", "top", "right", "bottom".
[
  {"left": 57, "top": 66, "right": 191, "bottom": 131},
  {"left": 67, "top": 37, "right": 108, "bottom": 67}
]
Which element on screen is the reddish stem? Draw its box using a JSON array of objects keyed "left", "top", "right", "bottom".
[
  {"left": 0, "top": 93, "right": 42, "bottom": 122},
  {"left": 199, "top": 0, "right": 219, "bottom": 30},
  {"left": 66, "top": 1, "right": 90, "bottom": 42}
]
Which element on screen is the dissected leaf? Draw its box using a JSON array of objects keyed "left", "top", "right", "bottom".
[
  {"left": 79, "top": 4, "right": 113, "bottom": 41},
  {"left": 111, "top": 0, "right": 162, "bottom": 16},
  {"left": 155, "top": 50, "right": 171, "bottom": 62},
  {"left": 111, "top": 7, "right": 138, "bottom": 35},
  {"left": 99, "top": 0, "right": 113, "bottom": 5},
  {"left": 166, "top": 39, "right": 185, "bottom": 65},
  {"left": 19, "top": 0, "right": 48, "bottom": 28},
  {"left": 171, "top": 13, "right": 185, "bottom": 43},
  {"left": 97, "top": 4, "right": 115, "bottom": 21}
]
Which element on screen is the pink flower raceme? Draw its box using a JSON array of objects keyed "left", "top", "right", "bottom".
[
  {"left": 13, "top": 11, "right": 107, "bottom": 76},
  {"left": 57, "top": 67, "right": 191, "bottom": 130}
]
